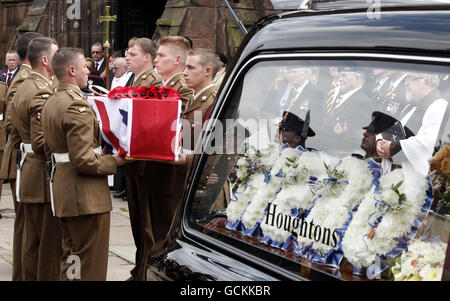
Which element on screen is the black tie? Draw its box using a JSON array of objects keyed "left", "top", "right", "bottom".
[{"left": 95, "top": 62, "right": 99, "bottom": 70}]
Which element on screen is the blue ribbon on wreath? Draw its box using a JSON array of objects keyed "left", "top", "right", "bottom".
[
  {"left": 225, "top": 219, "right": 244, "bottom": 232},
  {"left": 292, "top": 160, "right": 380, "bottom": 269},
  {"left": 263, "top": 170, "right": 271, "bottom": 184},
  {"left": 242, "top": 221, "right": 264, "bottom": 237},
  {"left": 352, "top": 176, "right": 433, "bottom": 276},
  {"left": 226, "top": 182, "right": 249, "bottom": 232}
]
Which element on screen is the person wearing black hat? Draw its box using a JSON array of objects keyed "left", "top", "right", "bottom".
[
  {"left": 361, "top": 111, "right": 414, "bottom": 160},
  {"left": 279, "top": 111, "right": 315, "bottom": 149}
]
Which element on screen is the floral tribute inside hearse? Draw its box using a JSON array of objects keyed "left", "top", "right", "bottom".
[{"left": 190, "top": 60, "right": 450, "bottom": 281}]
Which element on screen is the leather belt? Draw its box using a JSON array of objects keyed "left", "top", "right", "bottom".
[
  {"left": 49, "top": 146, "right": 103, "bottom": 215},
  {"left": 16, "top": 143, "right": 34, "bottom": 203}
]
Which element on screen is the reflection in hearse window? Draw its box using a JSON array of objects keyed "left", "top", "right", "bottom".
[{"left": 189, "top": 59, "right": 449, "bottom": 281}]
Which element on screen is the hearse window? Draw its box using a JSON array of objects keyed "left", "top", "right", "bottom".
[{"left": 188, "top": 59, "right": 450, "bottom": 281}]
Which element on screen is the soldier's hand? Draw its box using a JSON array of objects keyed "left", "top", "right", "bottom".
[
  {"left": 113, "top": 153, "right": 128, "bottom": 166},
  {"left": 207, "top": 173, "right": 219, "bottom": 185},
  {"left": 102, "top": 145, "right": 110, "bottom": 155},
  {"left": 173, "top": 153, "right": 187, "bottom": 165}
]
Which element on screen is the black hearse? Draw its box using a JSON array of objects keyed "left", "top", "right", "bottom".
[{"left": 146, "top": 2, "right": 450, "bottom": 281}]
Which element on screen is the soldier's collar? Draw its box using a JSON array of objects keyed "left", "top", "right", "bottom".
[
  {"left": 29, "top": 71, "right": 52, "bottom": 86},
  {"left": 135, "top": 67, "right": 155, "bottom": 82},
  {"left": 163, "top": 72, "right": 183, "bottom": 86},
  {"left": 20, "top": 64, "right": 31, "bottom": 70},
  {"left": 57, "top": 83, "right": 84, "bottom": 96},
  {"left": 193, "top": 83, "right": 215, "bottom": 102}
]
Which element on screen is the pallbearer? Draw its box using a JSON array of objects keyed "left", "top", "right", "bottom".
[
  {"left": 142, "top": 48, "right": 221, "bottom": 275},
  {"left": 182, "top": 48, "right": 220, "bottom": 149},
  {"left": 11, "top": 37, "right": 61, "bottom": 280},
  {"left": 154, "top": 36, "right": 194, "bottom": 110},
  {"left": 138, "top": 36, "right": 194, "bottom": 277},
  {"left": 0, "top": 81, "right": 6, "bottom": 212},
  {"left": 124, "top": 38, "right": 162, "bottom": 281},
  {"left": 0, "top": 32, "right": 43, "bottom": 281},
  {"left": 42, "top": 48, "right": 126, "bottom": 280}
]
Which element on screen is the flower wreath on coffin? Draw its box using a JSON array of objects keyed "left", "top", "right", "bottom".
[
  {"left": 259, "top": 150, "right": 340, "bottom": 249},
  {"left": 292, "top": 156, "right": 377, "bottom": 267},
  {"left": 225, "top": 143, "right": 281, "bottom": 232},
  {"left": 237, "top": 145, "right": 310, "bottom": 237},
  {"left": 341, "top": 166, "right": 433, "bottom": 277}
]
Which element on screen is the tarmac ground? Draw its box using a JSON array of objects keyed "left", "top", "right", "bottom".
[{"left": 0, "top": 183, "right": 136, "bottom": 281}]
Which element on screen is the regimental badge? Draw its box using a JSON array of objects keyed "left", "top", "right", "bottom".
[{"left": 78, "top": 107, "right": 87, "bottom": 113}]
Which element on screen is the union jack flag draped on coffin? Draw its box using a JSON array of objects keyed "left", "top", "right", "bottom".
[{"left": 87, "top": 86, "right": 182, "bottom": 161}]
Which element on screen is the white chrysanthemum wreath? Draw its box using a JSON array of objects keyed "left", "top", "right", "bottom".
[
  {"left": 240, "top": 147, "right": 302, "bottom": 232},
  {"left": 297, "top": 156, "right": 373, "bottom": 257},
  {"left": 341, "top": 168, "right": 427, "bottom": 270},
  {"left": 260, "top": 151, "right": 335, "bottom": 246},
  {"left": 226, "top": 144, "right": 280, "bottom": 227}
]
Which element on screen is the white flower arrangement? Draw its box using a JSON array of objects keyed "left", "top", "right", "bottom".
[
  {"left": 226, "top": 173, "right": 265, "bottom": 224},
  {"left": 240, "top": 180, "right": 280, "bottom": 231},
  {"left": 260, "top": 151, "right": 329, "bottom": 245},
  {"left": 297, "top": 156, "right": 373, "bottom": 256},
  {"left": 226, "top": 144, "right": 281, "bottom": 226},
  {"left": 270, "top": 147, "right": 303, "bottom": 178},
  {"left": 240, "top": 147, "right": 303, "bottom": 231},
  {"left": 341, "top": 168, "right": 428, "bottom": 270},
  {"left": 391, "top": 239, "right": 446, "bottom": 281},
  {"left": 260, "top": 185, "right": 313, "bottom": 244}
]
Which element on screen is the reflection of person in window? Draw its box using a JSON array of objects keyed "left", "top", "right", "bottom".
[
  {"left": 368, "top": 68, "right": 391, "bottom": 107},
  {"left": 376, "top": 73, "right": 448, "bottom": 176},
  {"left": 361, "top": 111, "right": 414, "bottom": 174},
  {"left": 326, "top": 66, "right": 372, "bottom": 133},
  {"left": 378, "top": 71, "right": 408, "bottom": 116},
  {"left": 279, "top": 111, "right": 315, "bottom": 149},
  {"left": 323, "top": 66, "right": 373, "bottom": 153},
  {"left": 193, "top": 125, "right": 250, "bottom": 223},
  {"left": 261, "top": 65, "right": 321, "bottom": 119}
]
